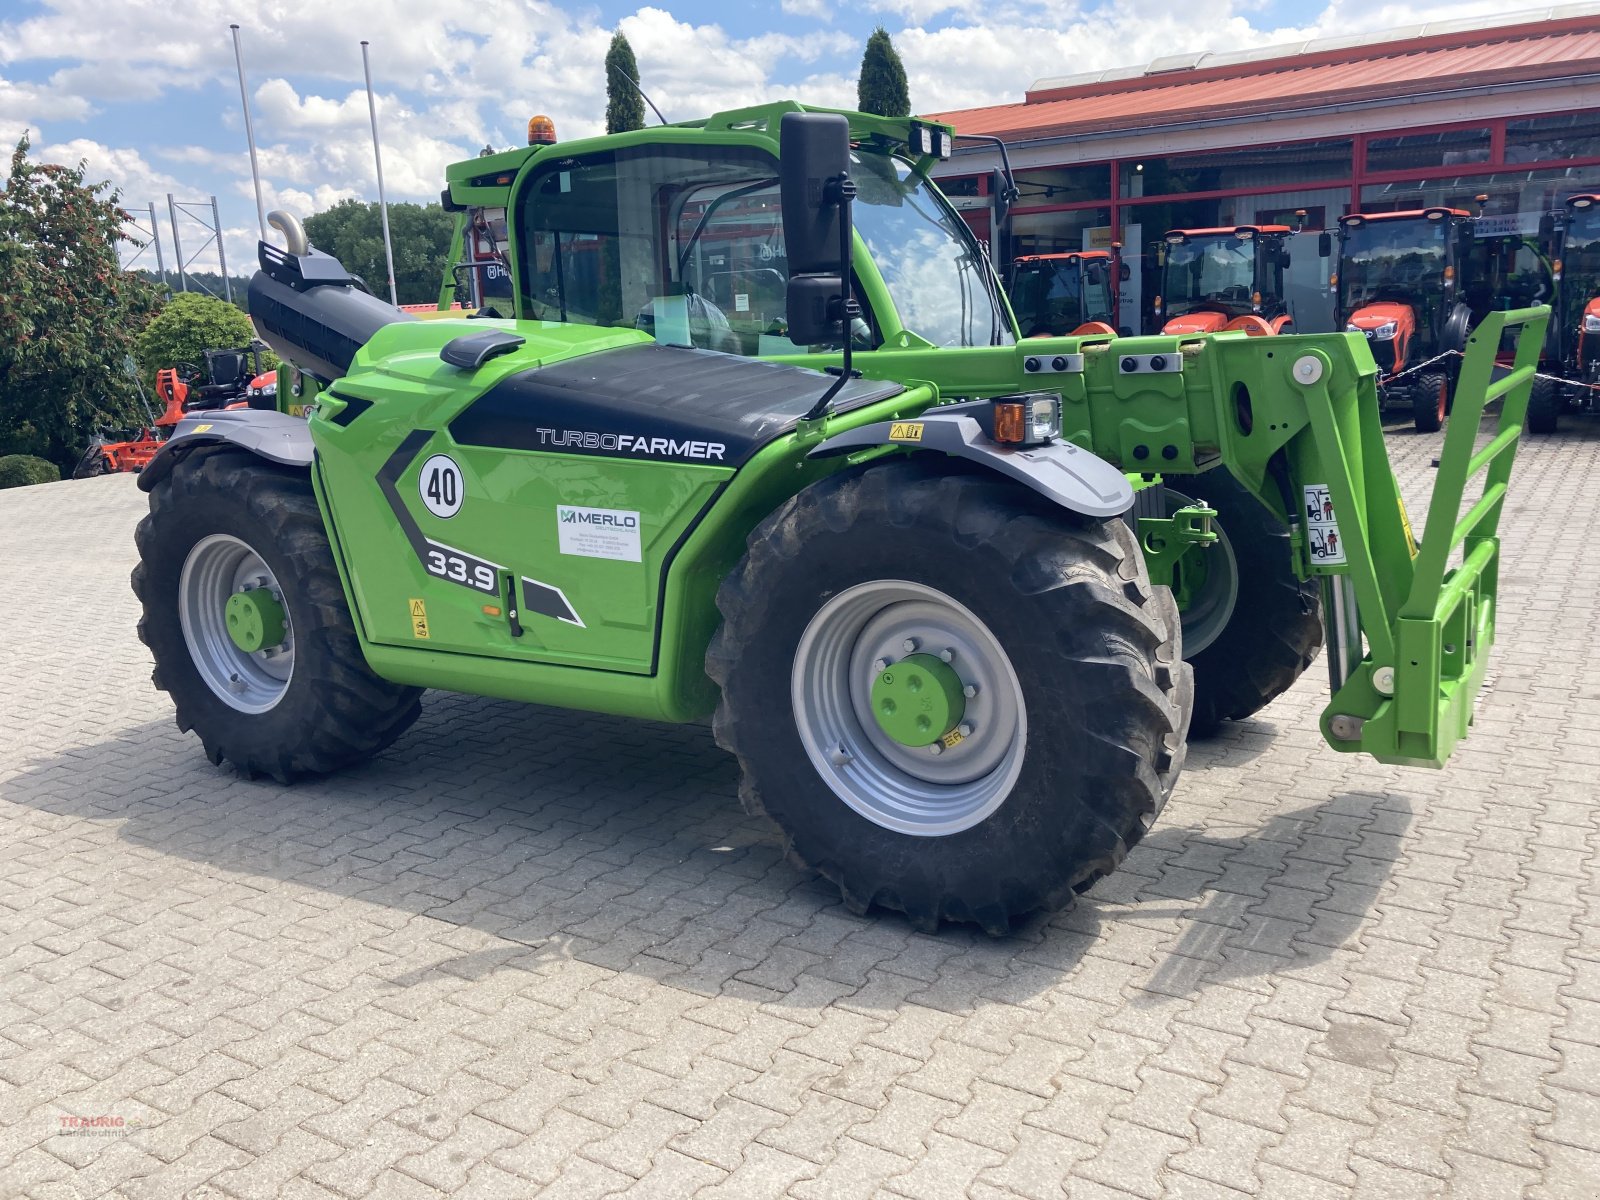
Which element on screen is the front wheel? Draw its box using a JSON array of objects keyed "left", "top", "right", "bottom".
[
  {"left": 1527, "top": 375, "right": 1561, "bottom": 434},
  {"left": 133, "top": 451, "right": 422, "bottom": 781},
  {"left": 1157, "top": 474, "right": 1323, "bottom": 737},
  {"left": 707, "top": 461, "right": 1191, "bottom": 934},
  {"left": 1412, "top": 372, "right": 1448, "bottom": 433}
]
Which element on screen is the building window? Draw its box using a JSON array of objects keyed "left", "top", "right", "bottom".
[
  {"left": 1505, "top": 111, "right": 1600, "bottom": 165},
  {"left": 938, "top": 175, "right": 984, "bottom": 197},
  {"left": 1361, "top": 165, "right": 1600, "bottom": 219},
  {"left": 1365, "top": 128, "right": 1491, "bottom": 174},
  {"left": 1118, "top": 139, "right": 1351, "bottom": 198},
  {"left": 1014, "top": 164, "right": 1113, "bottom": 207},
  {"left": 1006, "top": 208, "right": 1114, "bottom": 259}
]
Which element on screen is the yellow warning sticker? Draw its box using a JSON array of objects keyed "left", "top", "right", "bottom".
[
  {"left": 889, "top": 422, "right": 924, "bottom": 442},
  {"left": 409, "top": 598, "right": 430, "bottom": 639},
  {"left": 1398, "top": 495, "right": 1418, "bottom": 558},
  {"left": 288, "top": 404, "right": 314, "bottom": 419},
  {"left": 191, "top": 423, "right": 213, "bottom": 433},
  {"left": 940, "top": 728, "right": 965, "bottom": 749}
]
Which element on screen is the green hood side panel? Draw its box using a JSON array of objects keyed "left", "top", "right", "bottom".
[{"left": 310, "top": 322, "right": 936, "bottom": 722}]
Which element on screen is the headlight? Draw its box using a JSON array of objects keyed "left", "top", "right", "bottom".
[
  {"left": 1345, "top": 323, "right": 1361, "bottom": 334},
  {"left": 984, "top": 392, "right": 1060, "bottom": 447},
  {"left": 1584, "top": 314, "right": 1600, "bottom": 334},
  {"left": 1370, "top": 321, "right": 1399, "bottom": 340}
]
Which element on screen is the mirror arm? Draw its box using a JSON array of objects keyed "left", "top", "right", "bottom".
[{"left": 804, "top": 174, "right": 860, "bottom": 422}]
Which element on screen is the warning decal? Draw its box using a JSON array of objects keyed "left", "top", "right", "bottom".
[
  {"left": 409, "top": 598, "right": 430, "bottom": 639},
  {"left": 889, "top": 422, "right": 924, "bottom": 442},
  {"left": 1304, "top": 485, "right": 1347, "bottom": 566}
]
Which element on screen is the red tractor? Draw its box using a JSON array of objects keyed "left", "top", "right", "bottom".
[
  {"left": 73, "top": 344, "right": 276, "bottom": 478},
  {"left": 1152, "top": 224, "right": 1296, "bottom": 337},
  {"left": 1007, "top": 246, "right": 1122, "bottom": 337},
  {"left": 1526, "top": 193, "right": 1600, "bottom": 432},
  {"left": 1331, "top": 207, "right": 1476, "bottom": 433}
]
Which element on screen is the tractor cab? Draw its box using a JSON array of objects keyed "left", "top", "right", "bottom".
[
  {"left": 1553, "top": 195, "right": 1600, "bottom": 383},
  {"left": 1007, "top": 248, "right": 1121, "bottom": 337},
  {"left": 1152, "top": 225, "right": 1293, "bottom": 336},
  {"left": 1333, "top": 207, "right": 1476, "bottom": 430}
]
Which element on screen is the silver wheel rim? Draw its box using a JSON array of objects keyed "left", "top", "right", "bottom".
[
  {"left": 1165, "top": 486, "right": 1239, "bottom": 656},
  {"left": 178, "top": 534, "right": 294, "bottom": 714},
  {"left": 790, "top": 580, "right": 1026, "bottom": 837}
]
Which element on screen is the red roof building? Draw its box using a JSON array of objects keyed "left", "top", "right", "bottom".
[{"left": 928, "top": 7, "right": 1600, "bottom": 334}]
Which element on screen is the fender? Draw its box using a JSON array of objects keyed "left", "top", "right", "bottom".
[
  {"left": 137, "top": 408, "right": 313, "bottom": 492},
  {"left": 808, "top": 402, "right": 1134, "bottom": 519}
]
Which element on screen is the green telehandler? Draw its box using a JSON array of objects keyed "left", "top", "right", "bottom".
[{"left": 132, "top": 106, "right": 1545, "bottom": 933}]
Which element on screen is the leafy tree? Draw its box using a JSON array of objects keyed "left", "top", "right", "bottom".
[
  {"left": 135, "top": 292, "right": 269, "bottom": 387},
  {"left": 0, "top": 136, "right": 162, "bottom": 471},
  {"left": 302, "top": 199, "right": 454, "bottom": 306},
  {"left": 858, "top": 27, "right": 910, "bottom": 117},
  {"left": 605, "top": 31, "right": 645, "bottom": 135}
]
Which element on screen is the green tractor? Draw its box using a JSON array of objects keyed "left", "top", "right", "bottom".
[{"left": 132, "top": 106, "right": 1545, "bottom": 933}]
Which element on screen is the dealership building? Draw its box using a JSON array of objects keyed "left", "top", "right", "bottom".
[{"left": 928, "top": 6, "right": 1600, "bottom": 332}]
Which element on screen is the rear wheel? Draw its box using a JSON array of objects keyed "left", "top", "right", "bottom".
[
  {"left": 1527, "top": 375, "right": 1561, "bottom": 434},
  {"left": 1159, "top": 474, "right": 1323, "bottom": 737},
  {"left": 707, "top": 460, "right": 1191, "bottom": 934},
  {"left": 133, "top": 450, "right": 422, "bottom": 781},
  {"left": 1412, "top": 372, "right": 1448, "bottom": 433}
]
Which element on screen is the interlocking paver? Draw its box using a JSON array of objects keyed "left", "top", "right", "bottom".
[{"left": 4, "top": 426, "right": 1600, "bottom": 1198}]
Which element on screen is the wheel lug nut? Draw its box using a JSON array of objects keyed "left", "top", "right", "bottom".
[
  {"left": 927, "top": 742, "right": 943, "bottom": 756},
  {"left": 939, "top": 648, "right": 955, "bottom": 663},
  {"left": 902, "top": 638, "right": 919, "bottom": 653},
  {"left": 957, "top": 723, "right": 973, "bottom": 738},
  {"left": 963, "top": 684, "right": 978, "bottom": 698},
  {"left": 872, "top": 658, "right": 889, "bottom": 673}
]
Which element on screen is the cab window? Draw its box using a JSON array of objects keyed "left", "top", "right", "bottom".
[{"left": 517, "top": 143, "right": 862, "bottom": 355}]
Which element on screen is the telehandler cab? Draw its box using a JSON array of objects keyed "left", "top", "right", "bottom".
[{"left": 133, "top": 105, "right": 1545, "bottom": 933}]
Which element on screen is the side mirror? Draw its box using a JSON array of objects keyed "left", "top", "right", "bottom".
[
  {"left": 1279, "top": 250, "right": 1292, "bottom": 269},
  {"left": 1318, "top": 232, "right": 1332, "bottom": 259},
  {"left": 1119, "top": 263, "right": 1131, "bottom": 282},
  {"left": 780, "top": 112, "right": 853, "bottom": 345}
]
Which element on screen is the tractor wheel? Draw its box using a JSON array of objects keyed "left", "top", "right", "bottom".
[
  {"left": 1158, "top": 473, "right": 1323, "bottom": 738},
  {"left": 1412, "top": 373, "right": 1448, "bottom": 433},
  {"left": 132, "top": 450, "right": 422, "bottom": 781},
  {"left": 706, "top": 460, "right": 1191, "bottom": 934},
  {"left": 1526, "top": 375, "right": 1561, "bottom": 434},
  {"left": 73, "top": 443, "right": 108, "bottom": 480}
]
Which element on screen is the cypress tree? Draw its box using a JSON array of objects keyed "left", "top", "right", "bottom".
[
  {"left": 857, "top": 27, "right": 910, "bottom": 117},
  {"left": 605, "top": 32, "right": 646, "bottom": 134}
]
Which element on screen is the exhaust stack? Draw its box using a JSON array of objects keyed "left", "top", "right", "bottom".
[{"left": 247, "top": 239, "right": 415, "bottom": 383}]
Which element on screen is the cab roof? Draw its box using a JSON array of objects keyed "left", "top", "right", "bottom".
[
  {"left": 1338, "top": 207, "right": 1469, "bottom": 226},
  {"left": 1163, "top": 224, "right": 1291, "bottom": 239}
]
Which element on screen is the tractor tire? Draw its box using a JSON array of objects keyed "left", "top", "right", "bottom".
[
  {"left": 132, "top": 449, "right": 422, "bottom": 781},
  {"left": 1412, "top": 372, "right": 1449, "bottom": 433},
  {"left": 1158, "top": 473, "right": 1324, "bottom": 738},
  {"left": 72, "top": 443, "right": 108, "bottom": 480},
  {"left": 706, "top": 459, "right": 1191, "bottom": 934},
  {"left": 1526, "top": 375, "right": 1561, "bottom": 434}
]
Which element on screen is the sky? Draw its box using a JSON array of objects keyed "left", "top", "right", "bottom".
[{"left": 0, "top": 0, "right": 1534, "bottom": 279}]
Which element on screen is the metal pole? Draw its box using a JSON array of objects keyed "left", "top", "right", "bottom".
[
  {"left": 212, "top": 196, "right": 232, "bottom": 303},
  {"left": 231, "top": 23, "right": 268, "bottom": 240},
  {"left": 167, "top": 193, "right": 188, "bottom": 292},
  {"left": 148, "top": 202, "right": 170, "bottom": 291},
  {"left": 361, "top": 40, "right": 399, "bottom": 306}
]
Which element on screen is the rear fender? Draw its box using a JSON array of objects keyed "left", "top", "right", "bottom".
[
  {"left": 808, "top": 403, "right": 1133, "bottom": 519},
  {"left": 137, "top": 408, "right": 313, "bottom": 492}
]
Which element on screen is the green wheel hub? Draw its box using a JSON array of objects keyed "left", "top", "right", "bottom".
[
  {"left": 870, "top": 653, "right": 967, "bottom": 747},
  {"left": 225, "top": 587, "right": 287, "bottom": 654}
]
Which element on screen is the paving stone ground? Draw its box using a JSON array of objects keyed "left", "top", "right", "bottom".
[{"left": 3, "top": 419, "right": 1599, "bottom": 1200}]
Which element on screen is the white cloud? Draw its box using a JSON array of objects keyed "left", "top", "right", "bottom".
[{"left": 782, "top": 0, "right": 834, "bottom": 18}]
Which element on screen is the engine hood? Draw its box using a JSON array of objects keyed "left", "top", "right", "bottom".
[
  {"left": 1347, "top": 303, "right": 1415, "bottom": 333},
  {"left": 1162, "top": 312, "right": 1228, "bottom": 335}
]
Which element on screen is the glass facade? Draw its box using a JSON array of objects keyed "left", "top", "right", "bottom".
[{"left": 939, "top": 103, "right": 1600, "bottom": 335}]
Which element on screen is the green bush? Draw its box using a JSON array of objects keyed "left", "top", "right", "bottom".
[{"left": 0, "top": 454, "right": 61, "bottom": 489}]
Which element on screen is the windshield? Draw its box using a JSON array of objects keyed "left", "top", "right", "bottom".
[
  {"left": 1566, "top": 208, "right": 1600, "bottom": 310},
  {"left": 1161, "top": 236, "right": 1255, "bottom": 317},
  {"left": 852, "top": 150, "right": 1012, "bottom": 347},
  {"left": 1338, "top": 218, "right": 1448, "bottom": 309}
]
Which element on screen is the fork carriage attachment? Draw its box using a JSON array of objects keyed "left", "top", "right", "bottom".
[{"left": 1045, "top": 306, "right": 1548, "bottom": 768}]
